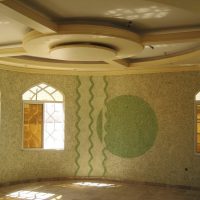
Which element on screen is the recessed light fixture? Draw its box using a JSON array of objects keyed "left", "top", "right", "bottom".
[{"left": 50, "top": 44, "right": 116, "bottom": 61}]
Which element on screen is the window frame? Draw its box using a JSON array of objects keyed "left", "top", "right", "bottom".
[
  {"left": 194, "top": 99, "right": 200, "bottom": 155},
  {"left": 22, "top": 84, "right": 65, "bottom": 151}
]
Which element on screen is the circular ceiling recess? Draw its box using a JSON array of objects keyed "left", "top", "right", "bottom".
[
  {"left": 23, "top": 24, "right": 144, "bottom": 62},
  {"left": 50, "top": 44, "right": 116, "bottom": 61}
]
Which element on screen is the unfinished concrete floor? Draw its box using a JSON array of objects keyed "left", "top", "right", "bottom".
[{"left": 0, "top": 180, "right": 200, "bottom": 200}]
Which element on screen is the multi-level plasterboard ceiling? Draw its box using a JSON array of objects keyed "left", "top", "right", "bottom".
[{"left": 0, "top": 0, "right": 199, "bottom": 75}]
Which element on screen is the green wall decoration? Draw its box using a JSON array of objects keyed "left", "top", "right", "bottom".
[
  {"left": 97, "top": 95, "right": 158, "bottom": 158},
  {"left": 97, "top": 110, "right": 103, "bottom": 142},
  {"left": 74, "top": 76, "right": 81, "bottom": 176},
  {"left": 102, "top": 76, "right": 108, "bottom": 176},
  {"left": 88, "top": 76, "right": 95, "bottom": 176}
]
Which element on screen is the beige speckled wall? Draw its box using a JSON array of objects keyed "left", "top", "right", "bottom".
[{"left": 0, "top": 68, "right": 200, "bottom": 187}]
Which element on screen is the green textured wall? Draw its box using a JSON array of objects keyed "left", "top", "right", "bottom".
[
  {"left": 0, "top": 68, "right": 200, "bottom": 187},
  {"left": 97, "top": 95, "right": 158, "bottom": 158}
]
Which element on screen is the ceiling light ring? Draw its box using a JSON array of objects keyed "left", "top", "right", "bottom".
[
  {"left": 23, "top": 24, "right": 144, "bottom": 61},
  {"left": 49, "top": 41, "right": 118, "bottom": 52}
]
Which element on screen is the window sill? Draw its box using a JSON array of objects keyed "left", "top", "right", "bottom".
[{"left": 21, "top": 148, "right": 65, "bottom": 151}]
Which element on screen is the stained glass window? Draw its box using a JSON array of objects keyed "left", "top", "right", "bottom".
[
  {"left": 195, "top": 92, "right": 200, "bottom": 153},
  {"left": 196, "top": 105, "right": 200, "bottom": 153},
  {"left": 23, "top": 83, "right": 64, "bottom": 150},
  {"left": 23, "top": 104, "right": 43, "bottom": 148}
]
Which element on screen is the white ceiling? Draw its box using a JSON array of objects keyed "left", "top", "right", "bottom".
[
  {"left": 19, "top": 0, "right": 200, "bottom": 29},
  {"left": 0, "top": 13, "right": 28, "bottom": 46},
  {"left": 0, "top": 0, "right": 199, "bottom": 74}
]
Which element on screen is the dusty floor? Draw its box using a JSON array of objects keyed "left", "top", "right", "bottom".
[{"left": 0, "top": 180, "right": 200, "bottom": 200}]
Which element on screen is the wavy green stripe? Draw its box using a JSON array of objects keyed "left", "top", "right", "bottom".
[
  {"left": 102, "top": 148, "right": 108, "bottom": 176},
  {"left": 102, "top": 76, "right": 108, "bottom": 176},
  {"left": 88, "top": 76, "right": 94, "bottom": 176},
  {"left": 104, "top": 76, "right": 109, "bottom": 105},
  {"left": 74, "top": 76, "right": 81, "bottom": 176}
]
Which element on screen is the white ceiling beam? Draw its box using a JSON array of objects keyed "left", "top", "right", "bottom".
[
  {"left": 129, "top": 47, "right": 200, "bottom": 67},
  {"left": 0, "top": 43, "right": 22, "bottom": 49},
  {"left": 0, "top": 0, "right": 57, "bottom": 33},
  {"left": 107, "top": 59, "right": 129, "bottom": 68},
  {"left": 0, "top": 47, "right": 27, "bottom": 57},
  {"left": 142, "top": 30, "right": 200, "bottom": 45}
]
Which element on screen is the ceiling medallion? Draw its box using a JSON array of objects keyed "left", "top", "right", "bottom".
[
  {"left": 23, "top": 24, "right": 144, "bottom": 62},
  {"left": 50, "top": 44, "right": 117, "bottom": 61}
]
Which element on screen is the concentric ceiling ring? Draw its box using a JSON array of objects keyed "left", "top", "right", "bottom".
[
  {"left": 50, "top": 44, "right": 117, "bottom": 61},
  {"left": 23, "top": 24, "right": 144, "bottom": 62}
]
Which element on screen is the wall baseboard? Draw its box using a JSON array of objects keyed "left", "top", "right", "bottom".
[{"left": 0, "top": 176, "right": 200, "bottom": 191}]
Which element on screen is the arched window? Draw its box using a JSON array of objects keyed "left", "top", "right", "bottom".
[
  {"left": 22, "top": 83, "right": 64, "bottom": 150},
  {"left": 195, "top": 92, "right": 200, "bottom": 153}
]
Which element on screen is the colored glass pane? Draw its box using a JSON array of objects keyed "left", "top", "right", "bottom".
[
  {"left": 196, "top": 104, "right": 200, "bottom": 153},
  {"left": 23, "top": 104, "right": 43, "bottom": 148},
  {"left": 197, "top": 143, "right": 200, "bottom": 153}
]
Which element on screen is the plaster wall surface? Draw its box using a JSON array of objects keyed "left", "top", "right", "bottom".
[{"left": 0, "top": 68, "right": 200, "bottom": 187}]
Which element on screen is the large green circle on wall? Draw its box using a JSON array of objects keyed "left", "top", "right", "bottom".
[{"left": 97, "top": 95, "right": 158, "bottom": 158}]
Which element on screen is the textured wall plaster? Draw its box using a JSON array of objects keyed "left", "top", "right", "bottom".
[{"left": 0, "top": 69, "right": 200, "bottom": 187}]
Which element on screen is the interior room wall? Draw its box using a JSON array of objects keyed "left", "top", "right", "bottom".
[{"left": 0, "top": 68, "right": 200, "bottom": 187}]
